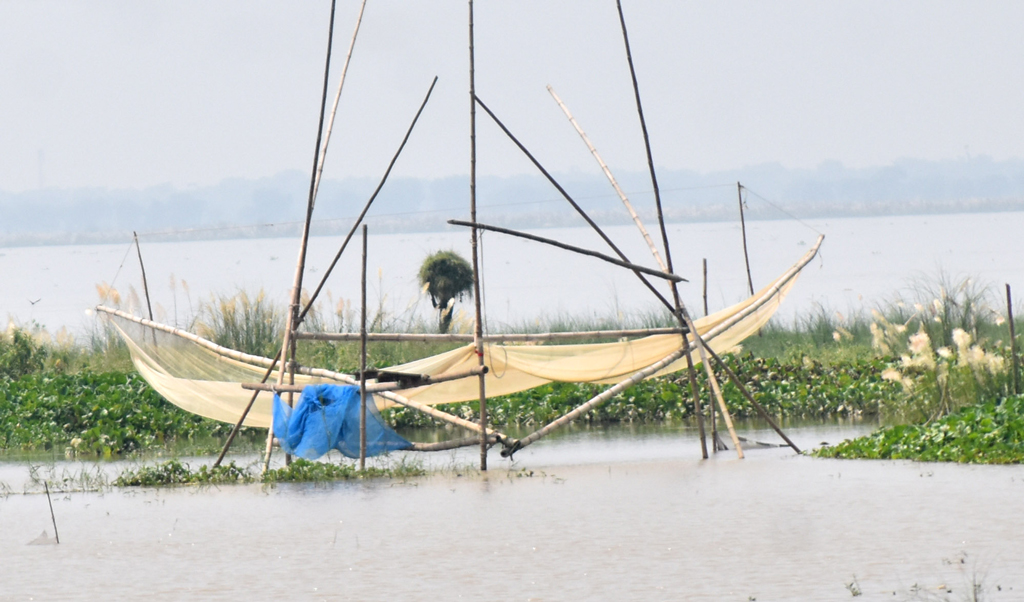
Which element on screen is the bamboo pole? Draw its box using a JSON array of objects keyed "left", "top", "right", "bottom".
[
  {"left": 546, "top": 84, "right": 667, "bottom": 272},
  {"left": 359, "top": 224, "right": 368, "bottom": 470},
  {"left": 683, "top": 340, "right": 708, "bottom": 459},
  {"left": 192, "top": 77, "right": 437, "bottom": 467},
  {"left": 409, "top": 435, "right": 498, "bottom": 452},
  {"left": 242, "top": 366, "right": 488, "bottom": 394},
  {"left": 474, "top": 95, "right": 678, "bottom": 315},
  {"left": 702, "top": 258, "right": 708, "bottom": 316},
  {"left": 468, "top": 0, "right": 488, "bottom": 471},
  {"left": 300, "top": 76, "right": 438, "bottom": 323},
  {"left": 294, "top": 327, "right": 686, "bottom": 343},
  {"left": 616, "top": 0, "right": 715, "bottom": 463},
  {"left": 264, "top": 0, "right": 338, "bottom": 476},
  {"left": 683, "top": 311, "right": 743, "bottom": 458},
  {"left": 214, "top": 351, "right": 279, "bottom": 468},
  {"left": 448, "top": 220, "right": 685, "bottom": 282},
  {"left": 1008, "top": 284, "right": 1020, "bottom": 396},
  {"left": 44, "top": 482, "right": 59, "bottom": 544},
  {"left": 99, "top": 233, "right": 821, "bottom": 371},
  {"left": 737, "top": 182, "right": 754, "bottom": 297},
  {"left": 97, "top": 306, "right": 280, "bottom": 368},
  {"left": 290, "top": 363, "right": 509, "bottom": 441},
  {"left": 132, "top": 232, "right": 154, "bottom": 321},
  {"left": 312, "top": 0, "right": 367, "bottom": 203},
  {"left": 704, "top": 346, "right": 801, "bottom": 454},
  {"left": 504, "top": 347, "right": 686, "bottom": 454}
]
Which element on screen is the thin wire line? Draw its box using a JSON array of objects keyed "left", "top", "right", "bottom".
[
  {"left": 108, "top": 237, "right": 136, "bottom": 288},
  {"left": 741, "top": 186, "right": 823, "bottom": 236}
]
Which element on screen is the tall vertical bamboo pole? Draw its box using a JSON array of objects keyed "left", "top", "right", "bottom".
[
  {"left": 737, "top": 182, "right": 754, "bottom": 297},
  {"left": 684, "top": 342, "right": 707, "bottom": 459},
  {"left": 702, "top": 258, "right": 708, "bottom": 317},
  {"left": 359, "top": 225, "right": 368, "bottom": 470},
  {"left": 312, "top": 0, "right": 368, "bottom": 203},
  {"left": 468, "top": 0, "right": 488, "bottom": 471},
  {"left": 1008, "top": 284, "right": 1020, "bottom": 396},
  {"left": 263, "top": 0, "right": 338, "bottom": 475},
  {"left": 616, "top": 0, "right": 723, "bottom": 458}
]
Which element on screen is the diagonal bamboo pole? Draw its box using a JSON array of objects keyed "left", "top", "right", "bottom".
[
  {"left": 502, "top": 346, "right": 686, "bottom": 455},
  {"left": 546, "top": 84, "right": 667, "bottom": 272},
  {"left": 682, "top": 311, "right": 743, "bottom": 458},
  {"left": 704, "top": 346, "right": 801, "bottom": 454},
  {"left": 447, "top": 220, "right": 684, "bottom": 282},
  {"left": 615, "top": 0, "right": 718, "bottom": 460},
  {"left": 213, "top": 78, "right": 437, "bottom": 466},
  {"left": 474, "top": 95, "right": 679, "bottom": 316},
  {"left": 301, "top": 76, "right": 438, "bottom": 319}
]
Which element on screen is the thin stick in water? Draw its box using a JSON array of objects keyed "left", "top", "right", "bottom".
[
  {"left": 44, "top": 481, "right": 59, "bottom": 544},
  {"left": 702, "top": 258, "right": 708, "bottom": 317}
]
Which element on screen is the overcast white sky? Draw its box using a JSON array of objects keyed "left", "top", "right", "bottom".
[{"left": 3, "top": 0, "right": 1024, "bottom": 193}]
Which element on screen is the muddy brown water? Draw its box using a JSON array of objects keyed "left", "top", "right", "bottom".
[{"left": 1, "top": 423, "right": 1023, "bottom": 601}]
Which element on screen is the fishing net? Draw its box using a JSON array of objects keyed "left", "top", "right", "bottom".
[
  {"left": 272, "top": 385, "right": 410, "bottom": 459},
  {"left": 102, "top": 238, "right": 819, "bottom": 429}
]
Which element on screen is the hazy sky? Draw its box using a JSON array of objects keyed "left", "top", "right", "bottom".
[{"left": 3, "top": 1, "right": 1024, "bottom": 192}]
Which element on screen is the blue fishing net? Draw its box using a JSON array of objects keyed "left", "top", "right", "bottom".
[{"left": 272, "top": 384, "right": 411, "bottom": 460}]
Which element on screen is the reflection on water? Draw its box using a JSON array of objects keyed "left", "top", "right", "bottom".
[{"left": 2, "top": 422, "right": 1023, "bottom": 601}]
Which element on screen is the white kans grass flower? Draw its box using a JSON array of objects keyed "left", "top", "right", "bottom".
[
  {"left": 936, "top": 347, "right": 952, "bottom": 359},
  {"left": 908, "top": 330, "right": 931, "bottom": 354},
  {"left": 914, "top": 303, "right": 925, "bottom": 313},
  {"left": 881, "top": 368, "right": 902, "bottom": 382},
  {"left": 952, "top": 328, "right": 972, "bottom": 352},
  {"left": 832, "top": 331, "right": 842, "bottom": 342}
]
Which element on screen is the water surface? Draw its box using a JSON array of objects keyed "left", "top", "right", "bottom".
[{"left": 2, "top": 423, "right": 1021, "bottom": 601}]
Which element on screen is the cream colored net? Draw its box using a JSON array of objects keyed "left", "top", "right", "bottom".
[{"left": 104, "top": 237, "right": 820, "bottom": 429}]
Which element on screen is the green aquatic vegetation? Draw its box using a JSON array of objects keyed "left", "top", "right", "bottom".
[
  {"left": 0, "top": 371, "right": 250, "bottom": 456},
  {"left": 384, "top": 352, "right": 903, "bottom": 429},
  {"left": 114, "top": 460, "right": 252, "bottom": 486},
  {"left": 815, "top": 395, "right": 1024, "bottom": 464},
  {"left": 113, "top": 457, "right": 427, "bottom": 487}
]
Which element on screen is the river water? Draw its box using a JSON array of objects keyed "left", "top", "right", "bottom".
[
  {"left": 2, "top": 422, "right": 1022, "bottom": 601},
  {"left": 4, "top": 211, "right": 1024, "bottom": 335}
]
